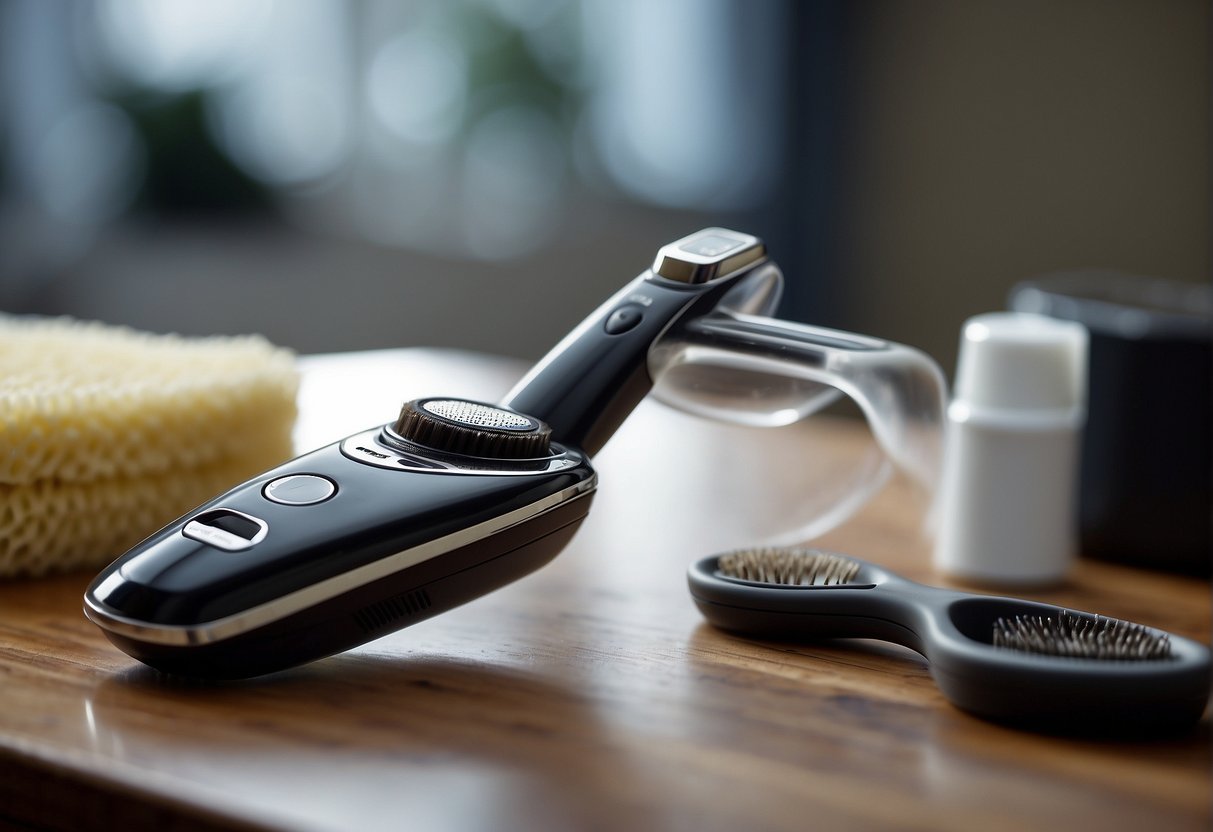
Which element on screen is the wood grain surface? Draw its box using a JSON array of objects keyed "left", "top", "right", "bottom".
[{"left": 0, "top": 349, "right": 1208, "bottom": 831}]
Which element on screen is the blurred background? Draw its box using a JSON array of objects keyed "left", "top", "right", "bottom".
[{"left": 0, "top": 0, "right": 1207, "bottom": 371}]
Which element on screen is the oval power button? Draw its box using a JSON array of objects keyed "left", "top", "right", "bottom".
[
  {"left": 263, "top": 474, "right": 337, "bottom": 506},
  {"left": 604, "top": 304, "right": 645, "bottom": 335}
]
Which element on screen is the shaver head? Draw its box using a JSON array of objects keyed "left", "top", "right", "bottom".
[{"left": 389, "top": 398, "right": 553, "bottom": 460}]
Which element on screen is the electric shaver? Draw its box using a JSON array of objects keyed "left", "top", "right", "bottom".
[{"left": 84, "top": 229, "right": 945, "bottom": 679}]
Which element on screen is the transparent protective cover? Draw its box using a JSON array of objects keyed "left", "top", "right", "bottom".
[{"left": 648, "top": 307, "right": 947, "bottom": 542}]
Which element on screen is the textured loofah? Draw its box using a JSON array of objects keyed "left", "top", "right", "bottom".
[{"left": 0, "top": 316, "right": 298, "bottom": 578}]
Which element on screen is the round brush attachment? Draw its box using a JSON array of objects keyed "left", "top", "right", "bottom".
[
  {"left": 992, "top": 611, "right": 1173, "bottom": 661},
  {"left": 391, "top": 398, "right": 552, "bottom": 459},
  {"left": 716, "top": 547, "right": 861, "bottom": 586}
]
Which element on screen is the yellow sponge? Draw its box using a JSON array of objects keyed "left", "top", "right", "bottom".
[{"left": 0, "top": 316, "right": 299, "bottom": 578}]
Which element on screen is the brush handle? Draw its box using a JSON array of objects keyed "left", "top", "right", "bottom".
[{"left": 686, "top": 559, "right": 944, "bottom": 654}]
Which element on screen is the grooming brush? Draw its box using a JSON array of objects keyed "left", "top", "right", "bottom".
[{"left": 689, "top": 548, "right": 1211, "bottom": 730}]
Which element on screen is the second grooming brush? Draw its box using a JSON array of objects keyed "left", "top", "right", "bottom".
[{"left": 688, "top": 549, "right": 1211, "bottom": 730}]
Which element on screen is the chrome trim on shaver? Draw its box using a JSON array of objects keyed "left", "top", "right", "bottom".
[
  {"left": 340, "top": 427, "right": 582, "bottom": 475},
  {"left": 651, "top": 228, "right": 765, "bottom": 284},
  {"left": 84, "top": 480, "right": 596, "bottom": 647}
]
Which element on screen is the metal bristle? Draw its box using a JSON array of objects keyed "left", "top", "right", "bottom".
[
  {"left": 992, "top": 611, "right": 1173, "bottom": 661},
  {"left": 716, "top": 548, "right": 861, "bottom": 587}
]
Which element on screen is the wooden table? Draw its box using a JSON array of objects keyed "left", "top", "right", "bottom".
[{"left": 1, "top": 349, "right": 1208, "bottom": 831}]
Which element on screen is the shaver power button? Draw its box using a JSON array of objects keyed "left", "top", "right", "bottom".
[
  {"left": 263, "top": 474, "right": 337, "bottom": 506},
  {"left": 604, "top": 304, "right": 645, "bottom": 335}
]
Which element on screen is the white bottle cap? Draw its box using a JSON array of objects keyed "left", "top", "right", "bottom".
[
  {"left": 934, "top": 312, "right": 1088, "bottom": 586},
  {"left": 954, "top": 312, "right": 1087, "bottom": 416}
]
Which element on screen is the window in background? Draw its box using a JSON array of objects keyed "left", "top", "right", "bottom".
[{"left": 0, "top": 0, "right": 847, "bottom": 355}]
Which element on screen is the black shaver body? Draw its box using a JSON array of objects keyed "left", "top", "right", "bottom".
[
  {"left": 87, "top": 438, "right": 595, "bottom": 678},
  {"left": 85, "top": 229, "right": 784, "bottom": 678}
]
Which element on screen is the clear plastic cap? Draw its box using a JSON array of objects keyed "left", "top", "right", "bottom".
[{"left": 648, "top": 302, "right": 947, "bottom": 543}]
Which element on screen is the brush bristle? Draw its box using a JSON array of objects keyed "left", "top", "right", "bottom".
[
  {"left": 716, "top": 548, "right": 861, "bottom": 586},
  {"left": 992, "top": 611, "right": 1172, "bottom": 661}
]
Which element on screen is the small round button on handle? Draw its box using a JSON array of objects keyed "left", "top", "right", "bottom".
[
  {"left": 604, "top": 304, "right": 645, "bottom": 335},
  {"left": 392, "top": 398, "right": 552, "bottom": 459},
  {"left": 263, "top": 475, "right": 337, "bottom": 506}
]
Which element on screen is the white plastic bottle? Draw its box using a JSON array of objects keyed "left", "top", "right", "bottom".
[{"left": 933, "top": 312, "right": 1088, "bottom": 586}]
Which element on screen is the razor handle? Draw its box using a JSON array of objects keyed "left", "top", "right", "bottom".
[{"left": 504, "top": 228, "right": 777, "bottom": 455}]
